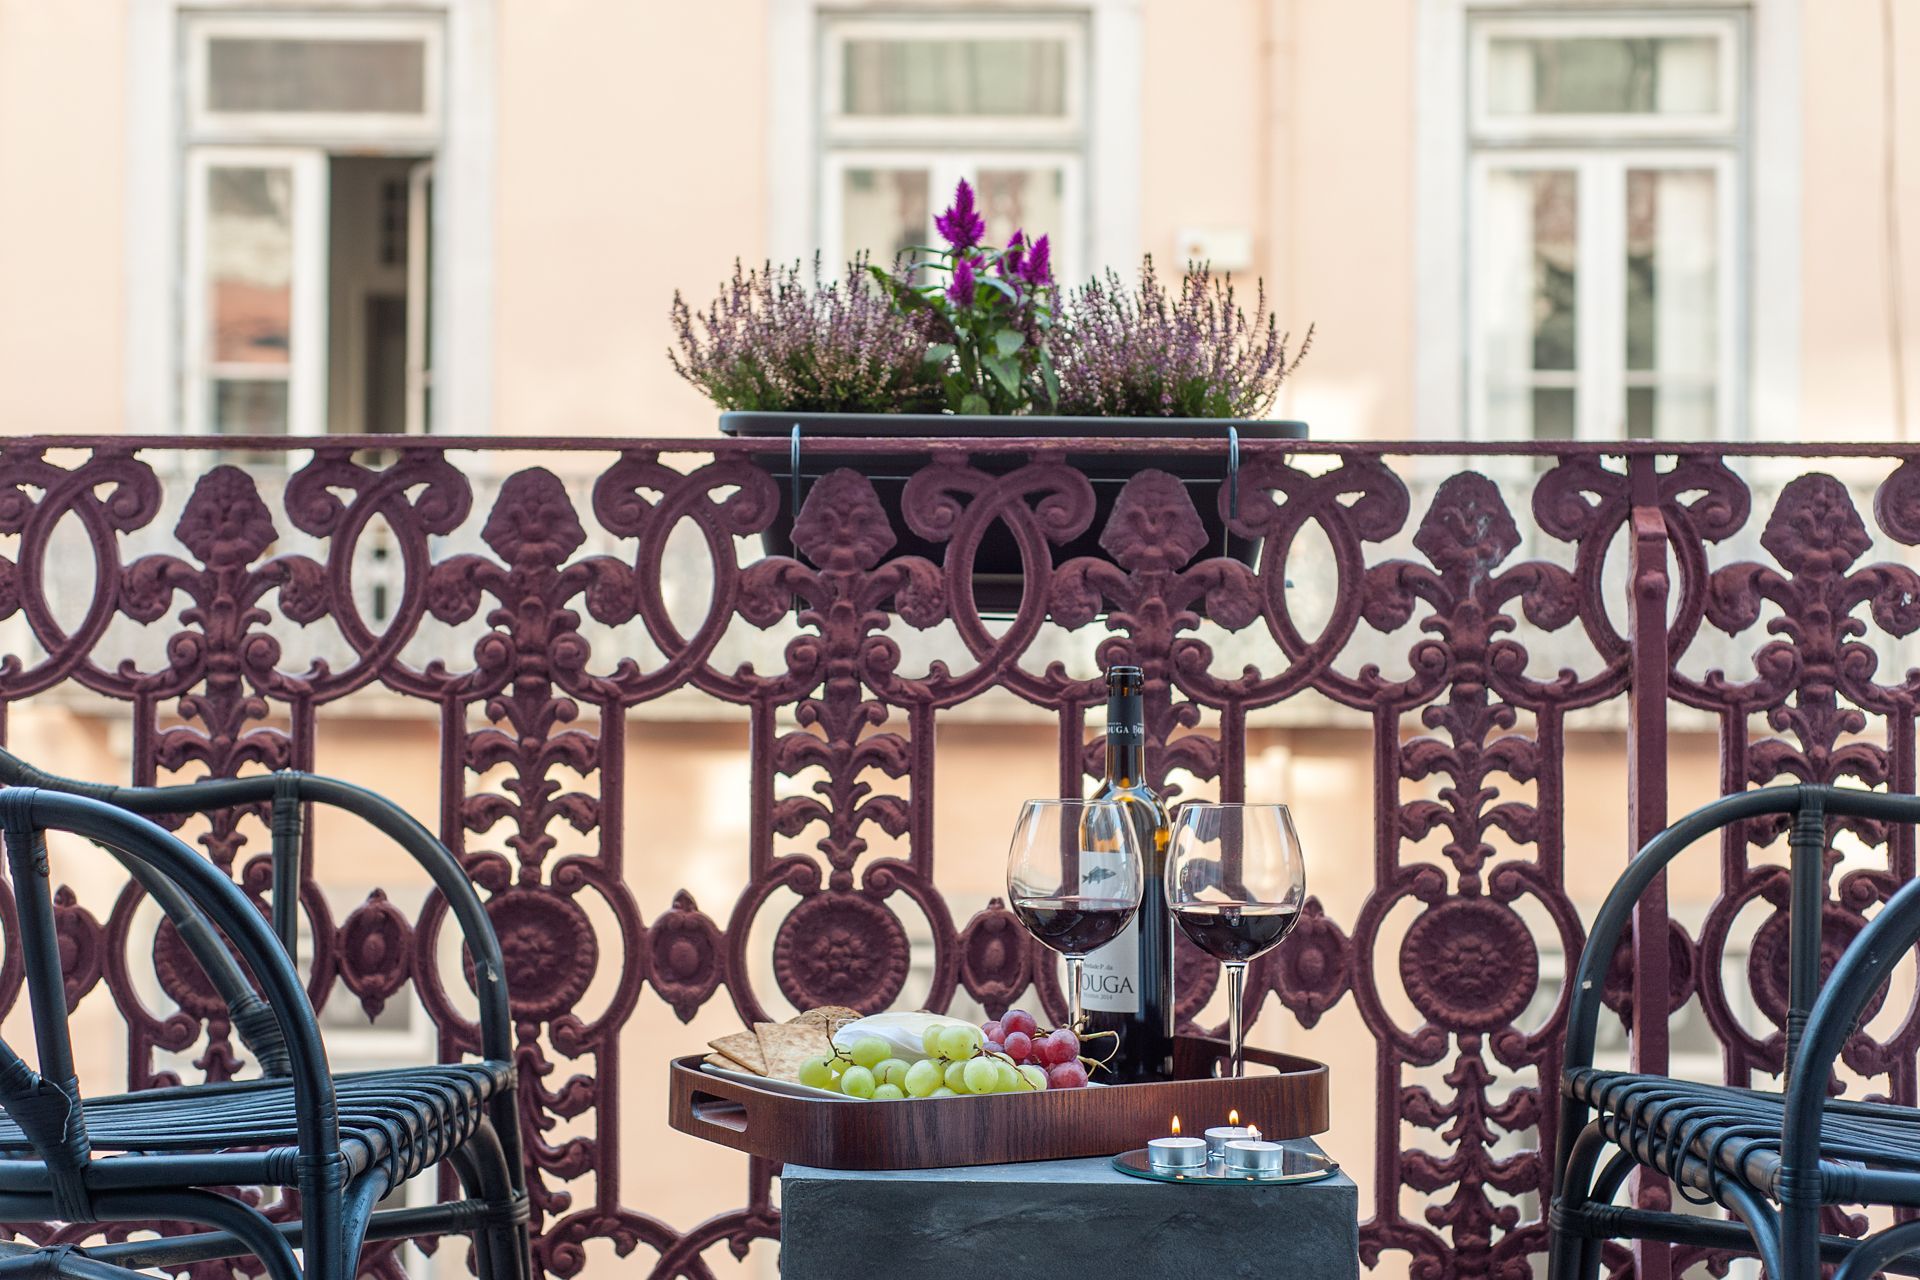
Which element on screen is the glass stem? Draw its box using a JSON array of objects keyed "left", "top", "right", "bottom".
[
  {"left": 1227, "top": 962, "right": 1247, "bottom": 1077},
  {"left": 1066, "top": 955, "right": 1085, "bottom": 1033}
]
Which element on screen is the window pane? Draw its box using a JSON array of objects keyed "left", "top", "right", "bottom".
[
  {"left": 1627, "top": 386, "right": 1715, "bottom": 440},
  {"left": 208, "top": 166, "right": 294, "bottom": 365},
  {"left": 213, "top": 379, "right": 289, "bottom": 434},
  {"left": 1626, "top": 168, "right": 1718, "bottom": 438},
  {"left": 842, "top": 37, "right": 1067, "bottom": 117},
  {"left": 207, "top": 37, "right": 428, "bottom": 115},
  {"left": 1480, "top": 169, "right": 1577, "bottom": 440},
  {"left": 976, "top": 168, "right": 1065, "bottom": 247},
  {"left": 1626, "top": 169, "right": 1717, "bottom": 374},
  {"left": 1486, "top": 35, "right": 1719, "bottom": 117},
  {"left": 840, "top": 168, "right": 930, "bottom": 272}
]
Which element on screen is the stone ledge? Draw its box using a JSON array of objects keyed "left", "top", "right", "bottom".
[{"left": 780, "top": 1142, "right": 1359, "bottom": 1280}]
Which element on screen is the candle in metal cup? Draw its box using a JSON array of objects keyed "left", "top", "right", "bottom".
[
  {"left": 1204, "top": 1110, "right": 1256, "bottom": 1160},
  {"left": 1147, "top": 1137, "right": 1207, "bottom": 1170},
  {"left": 1224, "top": 1139, "right": 1284, "bottom": 1176}
]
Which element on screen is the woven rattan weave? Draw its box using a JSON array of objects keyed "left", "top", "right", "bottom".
[
  {"left": 1551, "top": 785, "right": 1920, "bottom": 1279},
  {"left": 0, "top": 749, "right": 528, "bottom": 1280}
]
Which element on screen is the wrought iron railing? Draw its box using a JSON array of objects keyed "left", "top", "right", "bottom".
[{"left": 2, "top": 434, "right": 1918, "bottom": 1279}]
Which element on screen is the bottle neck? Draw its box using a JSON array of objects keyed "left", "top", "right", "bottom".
[{"left": 1105, "top": 689, "right": 1145, "bottom": 786}]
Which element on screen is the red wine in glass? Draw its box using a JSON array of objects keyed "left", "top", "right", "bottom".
[
  {"left": 1006, "top": 799, "right": 1144, "bottom": 1038},
  {"left": 1012, "top": 895, "right": 1140, "bottom": 955},
  {"left": 1171, "top": 902, "right": 1300, "bottom": 964},
  {"left": 1165, "top": 803, "right": 1306, "bottom": 1076}
]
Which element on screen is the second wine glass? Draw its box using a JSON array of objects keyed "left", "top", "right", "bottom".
[
  {"left": 1167, "top": 802, "right": 1306, "bottom": 1076},
  {"left": 1006, "top": 798, "right": 1144, "bottom": 1036}
]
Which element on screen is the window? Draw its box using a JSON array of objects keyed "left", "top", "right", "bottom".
[
  {"left": 181, "top": 14, "right": 441, "bottom": 438},
  {"left": 1466, "top": 14, "right": 1742, "bottom": 441},
  {"left": 819, "top": 15, "right": 1087, "bottom": 283},
  {"left": 187, "top": 15, "right": 442, "bottom": 143}
]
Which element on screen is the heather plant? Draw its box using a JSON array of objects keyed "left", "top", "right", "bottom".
[
  {"left": 868, "top": 179, "right": 1060, "bottom": 416},
  {"left": 1051, "top": 258, "right": 1312, "bottom": 418},
  {"left": 669, "top": 256, "right": 944, "bottom": 413}
]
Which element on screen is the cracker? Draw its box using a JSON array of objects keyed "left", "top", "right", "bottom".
[
  {"left": 792, "top": 1005, "right": 861, "bottom": 1037},
  {"left": 756, "top": 1020, "right": 833, "bottom": 1081},
  {"left": 708, "top": 1029, "right": 767, "bottom": 1076},
  {"left": 702, "top": 1054, "right": 735, "bottom": 1071}
]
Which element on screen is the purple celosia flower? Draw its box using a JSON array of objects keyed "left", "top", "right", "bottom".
[
  {"left": 934, "top": 179, "right": 986, "bottom": 251},
  {"left": 1018, "top": 234, "right": 1052, "bottom": 286},
  {"left": 947, "top": 254, "right": 978, "bottom": 305},
  {"left": 1000, "top": 229, "right": 1027, "bottom": 278}
]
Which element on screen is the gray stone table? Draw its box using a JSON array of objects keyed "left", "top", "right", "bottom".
[{"left": 780, "top": 1140, "right": 1359, "bottom": 1279}]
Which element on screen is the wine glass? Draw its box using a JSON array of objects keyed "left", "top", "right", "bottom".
[
  {"left": 1006, "top": 798, "right": 1145, "bottom": 1035},
  {"left": 1166, "top": 803, "right": 1306, "bottom": 1077}
]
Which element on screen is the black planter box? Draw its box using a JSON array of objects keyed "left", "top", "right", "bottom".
[{"left": 719, "top": 413, "right": 1308, "bottom": 615}]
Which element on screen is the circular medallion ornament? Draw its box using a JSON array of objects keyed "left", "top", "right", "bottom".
[
  {"left": 772, "top": 892, "right": 909, "bottom": 1014},
  {"left": 958, "top": 903, "right": 1031, "bottom": 1011},
  {"left": 152, "top": 918, "right": 235, "bottom": 1020},
  {"left": 336, "top": 890, "right": 414, "bottom": 1018},
  {"left": 649, "top": 891, "right": 722, "bottom": 1022},
  {"left": 53, "top": 888, "right": 103, "bottom": 1012},
  {"left": 486, "top": 888, "right": 598, "bottom": 1022},
  {"left": 1748, "top": 905, "right": 1878, "bottom": 1029},
  {"left": 1399, "top": 898, "right": 1540, "bottom": 1033},
  {"left": 1601, "top": 918, "right": 1694, "bottom": 1028},
  {"left": 1264, "top": 899, "right": 1352, "bottom": 1029}
]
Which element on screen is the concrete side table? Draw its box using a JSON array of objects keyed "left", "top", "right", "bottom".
[{"left": 779, "top": 1140, "right": 1359, "bottom": 1280}]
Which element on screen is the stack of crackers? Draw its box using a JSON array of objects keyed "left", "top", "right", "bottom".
[{"left": 705, "top": 1005, "right": 863, "bottom": 1081}]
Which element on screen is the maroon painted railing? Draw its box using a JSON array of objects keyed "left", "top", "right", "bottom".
[{"left": 1, "top": 435, "right": 1916, "bottom": 1278}]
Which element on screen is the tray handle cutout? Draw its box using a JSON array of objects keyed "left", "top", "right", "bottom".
[{"left": 689, "top": 1090, "right": 751, "bottom": 1139}]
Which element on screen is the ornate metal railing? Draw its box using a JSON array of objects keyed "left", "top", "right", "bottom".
[{"left": 1, "top": 435, "right": 1917, "bottom": 1279}]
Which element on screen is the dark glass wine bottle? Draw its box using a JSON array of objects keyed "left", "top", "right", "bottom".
[{"left": 1080, "top": 664, "right": 1173, "bottom": 1082}]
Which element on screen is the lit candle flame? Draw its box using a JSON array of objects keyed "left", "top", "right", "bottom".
[
  {"left": 1228, "top": 1109, "right": 1239, "bottom": 1126},
  {"left": 1171, "top": 1116, "right": 1182, "bottom": 1135},
  {"left": 1248, "top": 1123, "right": 1262, "bottom": 1141}
]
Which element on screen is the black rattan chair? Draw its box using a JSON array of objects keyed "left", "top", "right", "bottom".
[
  {"left": 0, "top": 750, "right": 527, "bottom": 1280},
  {"left": 1551, "top": 784, "right": 1920, "bottom": 1279}
]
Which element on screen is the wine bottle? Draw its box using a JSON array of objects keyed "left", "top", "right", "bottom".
[{"left": 1080, "top": 664, "right": 1173, "bottom": 1082}]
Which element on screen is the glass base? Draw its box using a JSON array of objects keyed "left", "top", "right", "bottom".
[{"left": 1111, "top": 1143, "right": 1339, "bottom": 1186}]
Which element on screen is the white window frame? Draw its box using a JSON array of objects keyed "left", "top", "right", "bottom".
[
  {"left": 185, "top": 13, "right": 445, "bottom": 146},
  {"left": 1414, "top": 2, "right": 1780, "bottom": 444},
  {"left": 1466, "top": 147, "right": 1740, "bottom": 441},
  {"left": 768, "top": 0, "right": 1142, "bottom": 282},
  {"left": 182, "top": 146, "right": 330, "bottom": 437},
  {"left": 126, "top": 0, "right": 494, "bottom": 438},
  {"left": 1468, "top": 14, "right": 1742, "bottom": 142},
  {"left": 820, "top": 149, "right": 1087, "bottom": 285},
  {"left": 820, "top": 14, "right": 1087, "bottom": 145}
]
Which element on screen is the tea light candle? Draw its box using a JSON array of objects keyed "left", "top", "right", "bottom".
[
  {"left": 1148, "top": 1116, "right": 1207, "bottom": 1171},
  {"left": 1147, "top": 1136, "right": 1207, "bottom": 1171},
  {"left": 1204, "top": 1111, "right": 1256, "bottom": 1160},
  {"left": 1224, "top": 1139, "right": 1284, "bottom": 1176}
]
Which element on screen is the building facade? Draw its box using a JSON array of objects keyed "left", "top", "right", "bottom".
[{"left": 0, "top": 0, "right": 1911, "bottom": 446}]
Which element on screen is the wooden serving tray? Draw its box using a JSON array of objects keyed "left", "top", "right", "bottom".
[{"left": 668, "top": 1035, "right": 1329, "bottom": 1170}]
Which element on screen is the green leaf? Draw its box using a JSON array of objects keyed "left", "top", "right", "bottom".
[
  {"left": 868, "top": 266, "right": 933, "bottom": 313},
  {"left": 983, "top": 354, "right": 1022, "bottom": 397},
  {"left": 993, "top": 330, "right": 1025, "bottom": 357},
  {"left": 923, "top": 342, "right": 956, "bottom": 365},
  {"left": 976, "top": 276, "right": 1020, "bottom": 303},
  {"left": 959, "top": 393, "right": 991, "bottom": 416},
  {"left": 1039, "top": 352, "right": 1061, "bottom": 409}
]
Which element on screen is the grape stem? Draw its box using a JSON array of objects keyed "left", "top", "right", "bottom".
[{"left": 1073, "top": 1028, "right": 1121, "bottom": 1075}]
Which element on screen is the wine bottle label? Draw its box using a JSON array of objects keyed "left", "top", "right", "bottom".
[
  {"left": 1081, "top": 913, "right": 1140, "bottom": 1012},
  {"left": 1106, "top": 692, "right": 1145, "bottom": 746}
]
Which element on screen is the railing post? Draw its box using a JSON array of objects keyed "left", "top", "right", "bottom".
[{"left": 1626, "top": 452, "right": 1674, "bottom": 1280}]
